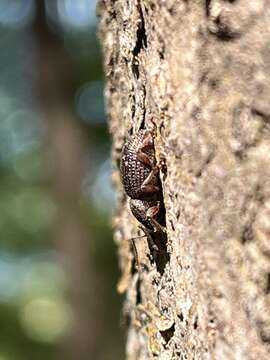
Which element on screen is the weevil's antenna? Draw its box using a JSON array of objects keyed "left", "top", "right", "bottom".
[{"left": 129, "top": 234, "right": 147, "bottom": 271}]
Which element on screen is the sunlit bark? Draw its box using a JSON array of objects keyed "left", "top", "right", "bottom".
[{"left": 99, "top": 1, "right": 270, "bottom": 358}]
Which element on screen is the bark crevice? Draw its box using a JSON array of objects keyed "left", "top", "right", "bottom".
[{"left": 99, "top": 1, "right": 270, "bottom": 358}]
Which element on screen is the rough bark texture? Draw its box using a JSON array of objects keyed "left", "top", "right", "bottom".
[{"left": 99, "top": 1, "right": 270, "bottom": 359}]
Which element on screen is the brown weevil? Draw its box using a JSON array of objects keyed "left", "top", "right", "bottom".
[
  {"left": 120, "top": 129, "right": 165, "bottom": 232},
  {"left": 120, "top": 130, "right": 162, "bottom": 201},
  {"left": 120, "top": 128, "right": 168, "bottom": 272}
]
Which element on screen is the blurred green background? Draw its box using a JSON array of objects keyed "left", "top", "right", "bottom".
[{"left": 0, "top": 1, "right": 124, "bottom": 359}]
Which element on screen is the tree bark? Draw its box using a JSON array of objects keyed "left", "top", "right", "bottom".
[{"left": 99, "top": 1, "right": 270, "bottom": 359}]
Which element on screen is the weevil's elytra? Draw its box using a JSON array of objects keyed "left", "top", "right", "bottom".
[{"left": 120, "top": 130, "right": 162, "bottom": 201}]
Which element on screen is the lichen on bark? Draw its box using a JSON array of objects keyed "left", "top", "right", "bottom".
[{"left": 98, "top": 1, "right": 270, "bottom": 358}]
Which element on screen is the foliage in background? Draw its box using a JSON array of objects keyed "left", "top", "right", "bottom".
[{"left": 0, "top": 1, "right": 123, "bottom": 359}]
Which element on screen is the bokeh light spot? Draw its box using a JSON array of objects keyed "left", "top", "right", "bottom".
[
  {"left": 75, "top": 81, "right": 105, "bottom": 124},
  {"left": 12, "top": 145, "right": 46, "bottom": 181},
  {"left": 20, "top": 296, "right": 73, "bottom": 343},
  {"left": 0, "top": 0, "right": 34, "bottom": 28},
  {"left": 22, "top": 260, "right": 67, "bottom": 299},
  {"left": 8, "top": 188, "right": 57, "bottom": 234},
  {"left": 90, "top": 159, "right": 115, "bottom": 212},
  {"left": 0, "top": 109, "right": 43, "bottom": 163},
  {"left": 0, "top": 254, "right": 66, "bottom": 304},
  {"left": 57, "top": 0, "right": 97, "bottom": 30}
]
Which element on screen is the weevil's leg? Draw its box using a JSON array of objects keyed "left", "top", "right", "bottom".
[
  {"left": 137, "top": 132, "right": 155, "bottom": 168},
  {"left": 140, "top": 131, "right": 154, "bottom": 150},
  {"left": 146, "top": 205, "right": 167, "bottom": 234},
  {"left": 150, "top": 118, "right": 158, "bottom": 136},
  {"left": 131, "top": 238, "right": 140, "bottom": 271},
  {"left": 140, "top": 168, "right": 160, "bottom": 194},
  {"left": 137, "top": 152, "right": 152, "bottom": 167},
  {"left": 149, "top": 217, "right": 167, "bottom": 234},
  {"left": 141, "top": 182, "right": 160, "bottom": 194},
  {"left": 138, "top": 225, "right": 158, "bottom": 251}
]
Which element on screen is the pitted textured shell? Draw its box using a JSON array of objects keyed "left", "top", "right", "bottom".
[
  {"left": 130, "top": 199, "right": 162, "bottom": 231},
  {"left": 120, "top": 130, "right": 161, "bottom": 200}
]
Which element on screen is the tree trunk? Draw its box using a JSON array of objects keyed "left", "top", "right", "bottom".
[{"left": 99, "top": 1, "right": 270, "bottom": 358}]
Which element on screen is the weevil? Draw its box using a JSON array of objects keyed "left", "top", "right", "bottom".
[
  {"left": 120, "top": 129, "right": 165, "bottom": 233},
  {"left": 120, "top": 130, "right": 162, "bottom": 201}
]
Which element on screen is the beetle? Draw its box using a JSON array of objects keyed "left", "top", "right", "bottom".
[
  {"left": 120, "top": 129, "right": 165, "bottom": 232},
  {"left": 120, "top": 130, "right": 162, "bottom": 201},
  {"left": 120, "top": 129, "right": 167, "bottom": 270}
]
